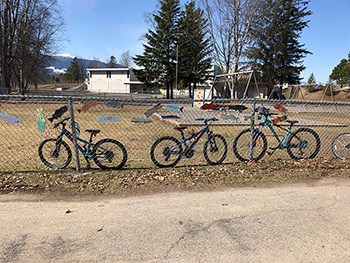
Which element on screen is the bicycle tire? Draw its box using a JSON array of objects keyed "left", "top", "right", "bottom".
[
  {"left": 38, "top": 138, "right": 72, "bottom": 169},
  {"left": 287, "top": 128, "right": 321, "bottom": 160},
  {"left": 203, "top": 134, "right": 227, "bottom": 165},
  {"left": 92, "top": 138, "right": 127, "bottom": 170},
  {"left": 331, "top": 133, "right": 350, "bottom": 160},
  {"left": 150, "top": 136, "right": 183, "bottom": 168},
  {"left": 233, "top": 128, "right": 267, "bottom": 162}
]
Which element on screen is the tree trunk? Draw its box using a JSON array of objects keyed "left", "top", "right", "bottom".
[
  {"left": 166, "top": 82, "right": 170, "bottom": 99},
  {"left": 170, "top": 83, "right": 174, "bottom": 99}
]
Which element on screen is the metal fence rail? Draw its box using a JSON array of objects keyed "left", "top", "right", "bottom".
[{"left": 0, "top": 94, "right": 349, "bottom": 172}]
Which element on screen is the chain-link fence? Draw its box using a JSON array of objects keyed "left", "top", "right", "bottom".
[{"left": 0, "top": 94, "right": 349, "bottom": 172}]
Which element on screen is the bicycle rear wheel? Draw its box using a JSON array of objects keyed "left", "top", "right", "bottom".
[
  {"left": 150, "top": 136, "right": 183, "bottom": 168},
  {"left": 203, "top": 134, "right": 227, "bottom": 165},
  {"left": 38, "top": 138, "right": 72, "bottom": 169},
  {"left": 331, "top": 133, "right": 350, "bottom": 160},
  {"left": 233, "top": 129, "right": 267, "bottom": 162},
  {"left": 92, "top": 139, "right": 127, "bottom": 169},
  {"left": 287, "top": 128, "right": 320, "bottom": 160}
]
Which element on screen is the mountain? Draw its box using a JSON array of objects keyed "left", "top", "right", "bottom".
[{"left": 44, "top": 54, "right": 124, "bottom": 76}]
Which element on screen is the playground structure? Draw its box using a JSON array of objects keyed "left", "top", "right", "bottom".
[{"left": 192, "top": 70, "right": 262, "bottom": 107}]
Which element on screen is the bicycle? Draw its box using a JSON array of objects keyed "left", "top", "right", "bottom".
[
  {"left": 233, "top": 106, "right": 321, "bottom": 162},
  {"left": 331, "top": 133, "right": 350, "bottom": 160},
  {"left": 150, "top": 117, "right": 227, "bottom": 168},
  {"left": 38, "top": 117, "right": 127, "bottom": 169}
]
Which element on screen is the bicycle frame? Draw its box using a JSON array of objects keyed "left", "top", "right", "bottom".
[
  {"left": 179, "top": 124, "right": 210, "bottom": 152},
  {"left": 57, "top": 127, "right": 97, "bottom": 159},
  {"left": 259, "top": 116, "right": 297, "bottom": 149}
]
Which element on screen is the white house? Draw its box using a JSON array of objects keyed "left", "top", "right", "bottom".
[
  {"left": 86, "top": 66, "right": 220, "bottom": 95},
  {"left": 86, "top": 68, "right": 144, "bottom": 93}
]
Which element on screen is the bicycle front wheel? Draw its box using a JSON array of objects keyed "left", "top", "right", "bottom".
[
  {"left": 287, "top": 128, "right": 321, "bottom": 160},
  {"left": 331, "top": 133, "right": 350, "bottom": 160},
  {"left": 38, "top": 138, "right": 72, "bottom": 169},
  {"left": 233, "top": 129, "right": 267, "bottom": 162},
  {"left": 203, "top": 134, "right": 227, "bottom": 165},
  {"left": 150, "top": 136, "right": 183, "bottom": 168},
  {"left": 92, "top": 139, "right": 127, "bottom": 170}
]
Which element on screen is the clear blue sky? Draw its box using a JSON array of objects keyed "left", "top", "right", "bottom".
[{"left": 61, "top": 0, "right": 350, "bottom": 83}]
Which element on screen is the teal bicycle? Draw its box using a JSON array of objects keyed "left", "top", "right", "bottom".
[{"left": 233, "top": 106, "right": 321, "bottom": 162}]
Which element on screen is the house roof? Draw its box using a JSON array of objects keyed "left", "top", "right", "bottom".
[{"left": 87, "top": 68, "right": 130, "bottom": 71}]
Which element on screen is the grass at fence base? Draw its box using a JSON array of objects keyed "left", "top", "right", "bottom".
[{"left": 1, "top": 158, "right": 349, "bottom": 195}]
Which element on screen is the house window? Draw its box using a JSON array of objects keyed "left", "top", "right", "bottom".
[
  {"left": 127, "top": 70, "right": 129, "bottom": 78},
  {"left": 107, "top": 71, "right": 111, "bottom": 78}
]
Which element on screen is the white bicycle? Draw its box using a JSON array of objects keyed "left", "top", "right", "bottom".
[{"left": 331, "top": 133, "right": 350, "bottom": 160}]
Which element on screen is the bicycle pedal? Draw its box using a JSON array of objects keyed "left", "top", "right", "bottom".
[{"left": 267, "top": 151, "right": 273, "bottom": 156}]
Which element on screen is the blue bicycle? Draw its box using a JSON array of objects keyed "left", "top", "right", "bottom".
[
  {"left": 38, "top": 117, "right": 127, "bottom": 169},
  {"left": 233, "top": 106, "right": 321, "bottom": 162},
  {"left": 150, "top": 117, "right": 227, "bottom": 168}
]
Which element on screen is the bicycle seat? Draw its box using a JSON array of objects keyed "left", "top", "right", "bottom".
[
  {"left": 174, "top": 127, "right": 187, "bottom": 131},
  {"left": 85, "top": 129, "right": 100, "bottom": 134},
  {"left": 286, "top": 120, "right": 299, "bottom": 125}
]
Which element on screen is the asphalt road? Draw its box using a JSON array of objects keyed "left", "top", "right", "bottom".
[{"left": 1, "top": 177, "right": 350, "bottom": 263}]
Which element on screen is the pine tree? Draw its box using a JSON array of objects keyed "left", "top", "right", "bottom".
[
  {"left": 178, "top": 1, "right": 212, "bottom": 98},
  {"left": 307, "top": 72, "right": 316, "bottom": 92},
  {"left": 64, "top": 57, "right": 81, "bottom": 83},
  {"left": 307, "top": 73, "right": 316, "bottom": 84},
  {"left": 329, "top": 52, "right": 350, "bottom": 86},
  {"left": 247, "top": 0, "right": 311, "bottom": 96},
  {"left": 133, "top": 0, "right": 181, "bottom": 99},
  {"left": 108, "top": 55, "right": 117, "bottom": 68}
]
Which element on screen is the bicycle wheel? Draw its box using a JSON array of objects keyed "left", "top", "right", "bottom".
[
  {"left": 331, "top": 133, "right": 350, "bottom": 160},
  {"left": 233, "top": 128, "right": 267, "bottom": 162},
  {"left": 150, "top": 136, "right": 183, "bottom": 168},
  {"left": 38, "top": 138, "right": 72, "bottom": 169},
  {"left": 203, "top": 134, "right": 227, "bottom": 165},
  {"left": 287, "top": 128, "right": 321, "bottom": 160},
  {"left": 92, "top": 139, "right": 127, "bottom": 170}
]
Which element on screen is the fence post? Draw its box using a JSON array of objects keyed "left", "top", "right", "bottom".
[
  {"left": 68, "top": 97, "right": 81, "bottom": 171},
  {"left": 249, "top": 100, "right": 257, "bottom": 161}
]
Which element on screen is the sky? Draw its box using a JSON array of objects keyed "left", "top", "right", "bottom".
[{"left": 60, "top": 0, "right": 350, "bottom": 83}]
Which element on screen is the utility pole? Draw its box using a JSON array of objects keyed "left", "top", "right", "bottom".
[{"left": 175, "top": 45, "right": 178, "bottom": 91}]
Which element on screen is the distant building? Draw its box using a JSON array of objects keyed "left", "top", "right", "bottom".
[
  {"left": 86, "top": 66, "right": 221, "bottom": 95},
  {"left": 86, "top": 68, "right": 144, "bottom": 93}
]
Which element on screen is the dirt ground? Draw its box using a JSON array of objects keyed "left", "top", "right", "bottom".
[{"left": 1, "top": 158, "right": 350, "bottom": 198}]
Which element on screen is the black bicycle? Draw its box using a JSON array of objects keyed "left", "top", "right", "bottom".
[
  {"left": 150, "top": 117, "right": 227, "bottom": 168},
  {"left": 38, "top": 117, "right": 127, "bottom": 169}
]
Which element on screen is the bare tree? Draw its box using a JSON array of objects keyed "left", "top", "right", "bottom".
[
  {"left": 200, "top": 0, "right": 257, "bottom": 98},
  {"left": 119, "top": 51, "right": 133, "bottom": 68},
  {"left": 88, "top": 57, "right": 101, "bottom": 68},
  {"left": 0, "top": 0, "right": 64, "bottom": 94}
]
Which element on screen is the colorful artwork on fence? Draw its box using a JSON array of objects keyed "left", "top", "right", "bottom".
[
  {"left": 161, "top": 115, "right": 180, "bottom": 119},
  {"left": 77, "top": 100, "right": 98, "bottom": 113},
  {"left": 131, "top": 117, "right": 152, "bottom": 123},
  {"left": 98, "top": 116, "right": 121, "bottom": 122},
  {"left": 0, "top": 112, "right": 22, "bottom": 124},
  {"left": 105, "top": 101, "right": 123, "bottom": 109},
  {"left": 166, "top": 104, "right": 183, "bottom": 112},
  {"left": 274, "top": 104, "right": 287, "bottom": 113},
  {"left": 201, "top": 103, "right": 217, "bottom": 110},
  {"left": 220, "top": 116, "right": 237, "bottom": 121},
  {"left": 144, "top": 103, "right": 162, "bottom": 118},
  {"left": 48, "top": 105, "right": 68, "bottom": 122},
  {"left": 37, "top": 109, "right": 46, "bottom": 132}
]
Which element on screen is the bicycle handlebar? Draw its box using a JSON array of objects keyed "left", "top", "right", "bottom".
[{"left": 53, "top": 117, "right": 71, "bottom": 128}]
